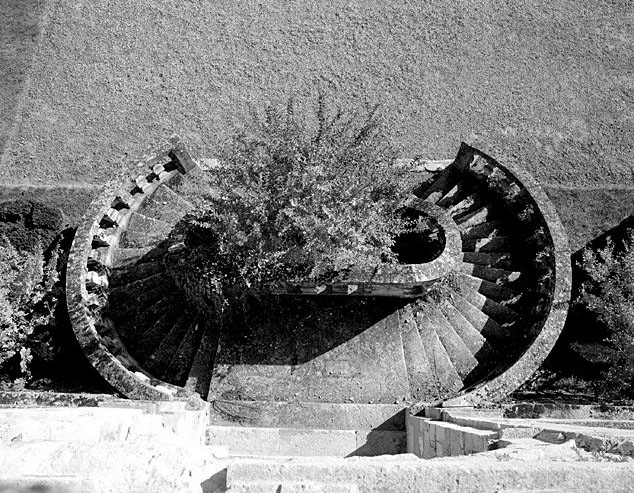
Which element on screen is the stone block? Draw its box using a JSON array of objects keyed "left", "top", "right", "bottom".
[
  {"left": 0, "top": 407, "right": 208, "bottom": 447},
  {"left": 498, "top": 426, "right": 542, "bottom": 440},
  {"left": 279, "top": 429, "right": 357, "bottom": 457},
  {"left": 448, "top": 427, "right": 465, "bottom": 456},
  {"left": 406, "top": 414, "right": 418, "bottom": 455},
  {"left": 427, "top": 420, "right": 499, "bottom": 458},
  {"left": 463, "top": 431, "right": 493, "bottom": 455},
  {"left": 422, "top": 419, "right": 436, "bottom": 459},
  {"left": 423, "top": 407, "right": 443, "bottom": 420},
  {"left": 434, "top": 423, "right": 446, "bottom": 457}
]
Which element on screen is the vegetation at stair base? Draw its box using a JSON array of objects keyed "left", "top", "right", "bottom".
[
  {"left": 0, "top": 200, "right": 110, "bottom": 393},
  {"left": 522, "top": 218, "right": 634, "bottom": 402}
]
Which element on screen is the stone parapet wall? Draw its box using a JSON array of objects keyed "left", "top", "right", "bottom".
[{"left": 408, "top": 405, "right": 634, "bottom": 460}]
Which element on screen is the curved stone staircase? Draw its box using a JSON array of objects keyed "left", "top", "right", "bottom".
[{"left": 66, "top": 139, "right": 571, "bottom": 418}]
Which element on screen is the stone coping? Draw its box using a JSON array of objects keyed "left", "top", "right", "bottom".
[{"left": 420, "top": 405, "right": 634, "bottom": 458}]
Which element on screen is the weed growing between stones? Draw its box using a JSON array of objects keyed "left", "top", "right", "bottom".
[
  {"left": 414, "top": 273, "right": 462, "bottom": 309},
  {"left": 167, "top": 95, "right": 419, "bottom": 317}
]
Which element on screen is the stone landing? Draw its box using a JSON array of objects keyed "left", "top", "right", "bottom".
[{"left": 209, "top": 297, "right": 411, "bottom": 404}]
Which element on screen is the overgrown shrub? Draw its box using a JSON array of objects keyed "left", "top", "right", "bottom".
[
  {"left": 168, "top": 96, "right": 418, "bottom": 314},
  {"left": 572, "top": 228, "right": 634, "bottom": 399},
  {"left": 0, "top": 238, "right": 62, "bottom": 388}
]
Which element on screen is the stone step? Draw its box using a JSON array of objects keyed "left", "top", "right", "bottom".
[
  {"left": 447, "top": 191, "right": 482, "bottom": 218},
  {"left": 126, "top": 211, "right": 174, "bottom": 240},
  {"left": 415, "top": 312, "right": 463, "bottom": 397},
  {"left": 428, "top": 306, "right": 478, "bottom": 378},
  {"left": 399, "top": 306, "right": 435, "bottom": 401},
  {"left": 458, "top": 286, "right": 520, "bottom": 324},
  {"left": 143, "top": 311, "right": 197, "bottom": 377},
  {"left": 109, "top": 259, "right": 164, "bottom": 288},
  {"left": 111, "top": 245, "right": 161, "bottom": 267},
  {"left": 113, "top": 295, "right": 173, "bottom": 342},
  {"left": 163, "top": 319, "right": 204, "bottom": 385},
  {"left": 138, "top": 183, "right": 193, "bottom": 224},
  {"left": 129, "top": 303, "right": 188, "bottom": 360},
  {"left": 0, "top": 391, "right": 188, "bottom": 412},
  {"left": 435, "top": 182, "right": 469, "bottom": 208},
  {"left": 185, "top": 322, "right": 219, "bottom": 398},
  {"left": 438, "top": 301, "right": 488, "bottom": 356},
  {"left": 225, "top": 451, "right": 634, "bottom": 493},
  {"left": 460, "top": 220, "right": 504, "bottom": 240},
  {"left": 455, "top": 204, "right": 499, "bottom": 228},
  {"left": 0, "top": 406, "right": 206, "bottom": 446},
  {"left": 229, "top": 481, "right": 357, "bottom": 493},
  {"left": 416, "top": 166, "right": 456, "bottom": 203},
  {"left": 461, "top": 251, "right": 516, "bottom": 270},
  {"left": 462, "top": 235, "right": 511, "bottom": 253},
  {"left": 459, "top": 262, "right": 522, "bottom": 285},
  {"left": 450, "top": 293, "right": 512, "bottom": 342},
  {"left": 457, "top": 272, "right": 519, "bottom": 303},
  {"left": 206, "top": 425, "right": 407, "bottom": 457},
  {"left": 407, "top": 416, "right": 499, "bottom": 458},
  {"left": 118, "top": 220, "right": 167, "bottom": 249},
  {"left": 208, "top": 401, "right": 406, "bottom": 431},
  {"left": 107, "top": 272, "right": 171, "bottom": 312}
]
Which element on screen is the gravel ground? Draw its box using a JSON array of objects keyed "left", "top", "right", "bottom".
[
  {"left": 0, "top": 0, "right": 45, "bottom": 154},
  {"left": 0, "top": 0, "right": 632, "bottom": 245}
]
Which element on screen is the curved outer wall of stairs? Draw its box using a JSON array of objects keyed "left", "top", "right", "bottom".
[
  {"left": 65, "top": 137, "right": 202, "bottom": 405},
  {"left": 442, "top": 142, "right": 572, "bottom": 407}
]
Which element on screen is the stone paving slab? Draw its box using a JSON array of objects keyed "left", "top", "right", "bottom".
[
  {"left": 0, "top": 477, "right": 90, "bottom": 493},
  {"left": 0, "top": 405, "right": 207, "bottom": 446},
  {"left": 226, "top": 442, "right": 634, "bottom": 493},
  {"left": 209, "top": 300, "right": 412, "bottom": 404},
  {"left": 0, "top": 441, "right": 227, "bottom": 493},
  {"left": 208, "top": 400, "right": 406, "bottom": 431},
  {"left": 206, "top": 425, "right": 407, "bottom": 457}
]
